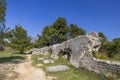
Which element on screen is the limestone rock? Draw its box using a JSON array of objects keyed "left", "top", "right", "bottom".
[
  {"left": 46, "top": 65, "right": 70, "bottom": 72},
  {"left": 36, "top": 64, "right": 43, "bottom": 67},
  {"left": 30, "top": 47, "right": 50, "bottom": 55},
  {"left": 43, "top": 59, "right": 54, "bottom": 64},
  {"left": 25, "top": 50, "right": 32, "bottom": 54},
  {"left": 30, "top": 32, "right": 120, "bottom": 74},
  {"left": 37, "top": 58, "right": 44, "bottom": 61}
]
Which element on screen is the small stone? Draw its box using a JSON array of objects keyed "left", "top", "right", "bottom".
[
  {"left": 12, "top": 59, "right": 21, "bottom": 62},
  {"left": 36, "top": 64, "right": 43, "bottom": 67},
  {"left": 43, "top": 60, "right": 50, "bottom": 64},
  {"left": 46, "top": 65, "right": 70, "bottom": 72},
  {"left": 37, "top": 58, "right": 44, "bottom": 61},
  {"left": 43, "top": 59, "right": 54, "bottom": 64}
]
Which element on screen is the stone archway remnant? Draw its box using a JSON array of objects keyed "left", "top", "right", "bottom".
[{"left": 29, "top": 32, "right": 120, "bottom": 74}]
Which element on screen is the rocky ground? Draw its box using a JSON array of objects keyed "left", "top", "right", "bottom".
[
  {"left": 0, "top": 63, "right": 18, "bottom": 80},
  {"left": 0, "top": 55, "right": 56, "bottom": 80},
  {"left": 14, "top": 55, "right": 55, "bottom": 80},
  {"left": 14, "top": 55, "right": 45, "bottom": 80}
]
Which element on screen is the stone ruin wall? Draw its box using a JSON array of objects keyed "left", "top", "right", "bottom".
[{"left": 30, "top": 32, "right": 120, "bottom": 74}]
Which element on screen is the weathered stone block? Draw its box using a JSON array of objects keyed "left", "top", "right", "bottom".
[
  {"left": 43, "top": 59, "right": 54, "bottom": 64},
  {"left": 46, "top": 65, "right": 70, "bottom": 72}
]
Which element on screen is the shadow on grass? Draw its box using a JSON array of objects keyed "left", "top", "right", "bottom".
[{"left": 0, "top": 56, "right": 25, "bottom": 63}]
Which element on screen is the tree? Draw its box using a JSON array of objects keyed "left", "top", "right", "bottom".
[
  {"left": 36, "top": 17, "right": 87, "bottom": 48},
  {"left": 98, "top": 32, "right": 107, "bottom": 43},
  {"left": 35, "top": 25, "right": 58, "bottom": 47},
  {"left": 112, "top": 38, "right": 120, "bottom": 54},
  {"left": 69, "top": 24, "right": 86, "bottom": 38},
  {"left": 0, "top": 0, "right": 6, "bottom": 21},
  {"left": 0, "top": 0, "right": 7, "bottom": 46},
  {"left": 35, "top": 35, "right": 45, "bottom": 48},
  {"left": 8, "top": 25, "right": 31, "bottom": 53},
  {"left": 53, "top": 17, "right": 69, "bottom": 43},
  {"left": 36, "top": 17, "right": 70, "bottom": 48}
]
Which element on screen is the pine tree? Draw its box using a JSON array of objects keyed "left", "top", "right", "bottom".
[
  {"left": 98, "top": 32, "right": 107, "bottom": 43},
  {"left": 0, "top": 0, "right": 6, "bottom": 21},
  {"left": 0, "top": 0, "right": 7, "bottom": 51},
  {"left": 36, "top": 17, "right": 69, "bottom": 48},
  {"left": 53, "top": 17, "right": 69, "bottom": 43},
  {"left": 0, "top": 0, "right": 7, "bottom": 46},
  {"left": 8, "top": 25, "right": 31, "bottom": 53},
  {"left": 69, "top": 24, "right": 86, "bottom": 38}
]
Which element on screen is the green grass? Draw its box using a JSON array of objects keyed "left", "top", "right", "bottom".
[
  {"left": 0, "top": 50, "right": 26, "bottom": 63},
  {"left": 32, "top": 54, "right": 108, "bottom": 80},
  {"left": 46, "top": 66, "right": 107, "bottom": 80},
  {"left": 92, "top": 51, "right": 120, "bottom": 61}
]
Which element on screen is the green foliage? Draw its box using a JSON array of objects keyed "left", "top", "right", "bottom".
[
  {"left": 93, "top": 37, "right": 120, "bottom": 61},
  {"left": 0, "top": 0, "right": 6, "bottom": 21},
  {"left": 8, "top": 25, "right": 32, "bottom": 53},
  {"left": 98, "top": 32, "right": 120, "bottom": 59},
  {"left": 0, "top": 50, "right": 26, "bottom": 63},
  {"left": 113, "top": 38, "right": 120, "bottom": 54},
  {"left": 69, "top": 24, "right": 86, "bottom": 38},
  {"left": 0, "top": 0, "right": 8, "bottom": 46},
  {"left": 36, "top": 17, "right": 86, "bottom": 48},
  {"left": 98, "top": 32, "right": 107, "bottom": 43},
  {"left": 99, "top": 38, "right": 120, "bottom": 58},
  {"left": 36, "top": 17, "right": 69, "bottom": 47},
  {"left": 0, "top": 45, "right": 4, "bottom": 51},
  {"left": 92, "top": 51, "right": 108, "bottom": 60},
  {"left": 35, "top": 26, "right": 58, "bottom": 47},
  {"left": 99, "top": 42, "right": 115, "bottom": 57},
  {"left": 53, "top": 17, "right": 69, "bottom": 43},
  {"left": 35, "top": 35, "right": 46, "bottom": 48}
]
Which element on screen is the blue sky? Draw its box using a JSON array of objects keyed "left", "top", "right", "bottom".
[{"left": 6, "top": 0, "right": 120, "bottom": 41}]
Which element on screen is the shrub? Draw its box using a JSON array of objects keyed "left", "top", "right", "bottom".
[{"left": 0, "top": 46, "right": 4, "bottom": 51}]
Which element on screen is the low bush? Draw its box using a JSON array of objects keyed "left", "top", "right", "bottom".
[{"left": 0, "top": 46, "right": 4, "bottom": 51}]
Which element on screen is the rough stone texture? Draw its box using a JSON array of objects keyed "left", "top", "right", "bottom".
[
  {"left": 36, "top": 64, "right": 43, "bottom": 67},
  {"left": 30, "top": 47, "right": 50, "bottom": 55},
  {"left": 46, "top": 65, "right": 70, "bottom": 72},
  {"left": 30, "top": 32, "right": 120, "bottom": 74},
  {"left": 43, "top": 59, "right": 54, "bottom": 64},
  {"left": 37, "top": 58, "right": 55, "bottom": 64},
  {"left": 37, "top": 58, "right": 45, "bottom": 61}
]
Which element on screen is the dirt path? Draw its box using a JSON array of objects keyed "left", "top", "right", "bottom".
[{"left": 14, "top": 55, "right": 47, "bottom": 80}]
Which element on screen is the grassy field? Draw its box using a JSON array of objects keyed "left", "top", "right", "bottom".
[{"left": 32, "top": 54, "right": 108, "bottom": 80}]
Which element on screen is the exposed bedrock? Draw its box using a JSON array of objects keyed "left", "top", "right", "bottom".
[{"left": 30, "top": 32, "right": 120, "bottom": 73}]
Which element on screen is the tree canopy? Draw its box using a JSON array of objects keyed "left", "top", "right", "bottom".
[
  {"left": 69, "top": 24, "right": 86, "bottom": 38},
  {"left": 0, "top": 0, "right": 7, "bottom": 46},
  {"left": 98, "top": 33, "right": 120, "bottom": 58},
  {"left": 0, "top": 0, "right": 6, "bottom": 21},
  {"left": 98, "top": 32, "right": 107, "bottom": 43},
  {"left": 35, "top": 17, "right": 86, "bottom": 48},
  {"left": 8, "top": 25, "right": 32, "bottom": 53}
]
